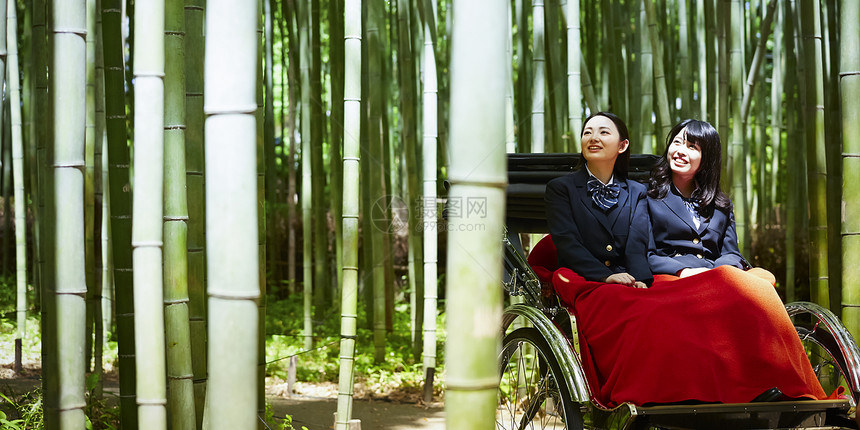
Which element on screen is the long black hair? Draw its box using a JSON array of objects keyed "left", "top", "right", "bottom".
[
  {"left": 578, "top": 111, "right": 631, "bottom": 179},
  {"left": 647, "top": 119, "right": 731, "bottom": 216}
]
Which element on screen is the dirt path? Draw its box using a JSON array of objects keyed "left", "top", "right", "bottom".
[
  {"left": 1, "top": 368, "right": 446, "bottom": 429},
  {"left": 271, "top": 395, "right": 445, "bottom": 430}
]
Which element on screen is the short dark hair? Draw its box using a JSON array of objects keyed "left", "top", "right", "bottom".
[
  {"left": 579, "top": 111, "right": 631, "bottom": 179},
  {"left": 647, "top": 119, "right": 731, "bottom": 215}
]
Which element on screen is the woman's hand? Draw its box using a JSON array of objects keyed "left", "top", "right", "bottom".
[
  {"left": 678, "top": 267, "right": 709, "bottom": 278},
  {"left": 604, "top": 272, "right": 636, "bottom": 286}
]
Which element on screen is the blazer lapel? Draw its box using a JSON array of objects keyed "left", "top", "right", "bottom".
[
  {"left": 662, "top": 191, "right": 699, "bottom": 233},
  {"left": 696, "top": 211, "right": 711, "bottom": 235},
  {"left": 572, "top": 169, "right": 613, "bottom": 234},
  {"left": 607, "top": 180, "right": 629, "bottom": 229}
]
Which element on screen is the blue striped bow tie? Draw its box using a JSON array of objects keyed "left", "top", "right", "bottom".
[{"left": 587, "top": 178, "right": 620, "bottom": 211}]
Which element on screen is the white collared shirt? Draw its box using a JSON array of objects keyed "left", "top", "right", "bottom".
[{"left": 585, "top": 165, "right": 614, "bottom": 186}]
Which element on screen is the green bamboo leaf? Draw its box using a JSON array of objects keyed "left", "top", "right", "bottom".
[{"left": 86, "top": 372, "right": 99, "bottom": 392}]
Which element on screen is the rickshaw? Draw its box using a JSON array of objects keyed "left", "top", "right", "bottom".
[{"left": 497, "top": 153, "right": 860, "bottom": 430}]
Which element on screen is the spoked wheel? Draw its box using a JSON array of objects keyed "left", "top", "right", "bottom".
[
  {"left": 788, "top": 302, "right": 860, "bottom": 405},
  {"left": 796, "top": 324, "right": 851, "bottom": 398},
  {"left": 497, "top": 327, "right": 583, "bottom": 430}
]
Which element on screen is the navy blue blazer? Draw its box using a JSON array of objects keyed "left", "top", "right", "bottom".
[
  {"left": 544, "top": 168, "right": 652, "bottom": 284},
  {"left": 647, "top": 188, "right": 748, "bottom": 275}
]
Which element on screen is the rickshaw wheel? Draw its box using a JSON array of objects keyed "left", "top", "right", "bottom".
[
  {"left": 788, "top": 301, "right": 860, "bottom": 408},
  {"left": 498, "top": 327, "right": 583, "bottom": 430},
  {"left": 796, "top": 324, "right": 854, "bottom": 401}
]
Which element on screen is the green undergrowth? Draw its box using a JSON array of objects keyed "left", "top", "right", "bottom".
[{"left": 265, "top": 295, "right": 447, "bottom": 398}]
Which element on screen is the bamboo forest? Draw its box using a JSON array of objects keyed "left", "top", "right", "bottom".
[{"left": 0, "top": 0, "right": 858, "bottom": 428}]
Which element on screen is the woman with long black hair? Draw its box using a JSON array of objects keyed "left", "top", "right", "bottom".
[
  {"left": 646, "top": 118, "right": 754, "bottom": 277},
  {"left": 636, "top": 119, "right": 826, "bottom": 404}
]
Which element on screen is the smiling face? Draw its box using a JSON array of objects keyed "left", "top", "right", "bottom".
[
  {"left": 667, "top": 127, "right": 702, "bottom": 179},
  {"left": 580, "top": 115, "right": 629, "bottom": 166}
]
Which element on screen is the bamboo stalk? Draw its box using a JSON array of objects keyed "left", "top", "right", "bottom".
[
  {"left": 506, "top": 1, "right": 515, "bottom": 152},
  {"left": 2, "top": 131, "right": 9, "bottom": 281},
  {"left": 822, "top": 0, "right": 842, "bottom": 315},
  {"left": 677, "top": 0, "right": 691, "bottom": 117},
  {"left": 329, "top": 0, "right": 345, "bottom": 305},
  {"left": 33, "top": 0, "right": 58, "bottom": 423},
  {"left": 580, "top": 55, "right": 599, "bottom": 115},
  {"left": 839, "top": 0, "right": 860, "bottom": 337},
  {"left": 567, "top": 0, "right": 582, "bottom": 139},
  {"left": 802, "top": 0, "right": 829, "bottom": 308},
  {"left": 614, "top": 0, "right": 630, "bottom": 121},
  {"left": 515, "top": 0, "right": 531, "bottom": 153},
  {"left": 706, "top": 0, "right": 717, "bottom": 123},
  {"left": 599, "top": 0, "right": 623, "bottom": 122},
  {"left": 132, "top": 0, "right": 168, "bottom": 426},
  {"left": 717, "top": 0, "right": 728, "bottom": 183},
  {"left": 696, "top": 0, "right": 707, "bottom": 119},
  {"left": 100, "top": 136, "right": 113, "bottom": 393},
  {"left": 92, "top": 0, "right": 106, "bottom": 399},
  {"left": 311, "top": 0, "right": 328, "bottom": 320},
  {"left": 2, "top": 131, "right": 9, "bottom": 280},
  {"left": 8, "top": 0, "right": 28, "bottom": 376},
  {"left": 183, "top": 0, "right": 207, "bottom": 421},
  {"left": 204, "top": 0, "right": 260, "bottom": 427},
  {"left": 532, "top": 0, "right": 545, "bottom": 153},
  {"left": 300, "top": 0, "right": 314, "bottom": 350},
  {"left": 643, "top": 0, "right": 672, "bottom": 140},
  {"left": 629, "top": 0, "right": 641, "bottom": 136},
  {"left": 729, "top": 0, "right": 750, "bottom": 256},
  {"left": 395, "top": 0, "right": 424, "bottom": 360},
  {"left": 739, "top": 0, "right": 776, "bottom": 121},
  {"left": 421, "top": 0, "right": 438, "bottom": 384},
  {"left": 381, "top": 2, "right": 395, "bottom": 335},
  {"left": 366, "top": 0, "right": 386, "bottom": 363},
  {"left": 335, "top": 2, "right": 361, "bottom": 426},
  {"left": 101, "top": 0, "right": 137, "bottom": 424},
  {"left": 0, "top": 0, "right": 10, "bottom": 367},
  {"left": 52, "top": 0, "right": 88, "bottom": 426},
  {"left": 769, "top": 2, "right": 783, "bottom": 211},
  {"left": 639, "top": 0, "right": 654, "bottom": 153},
  {"left": 544, "top": 0, "right": 565, "bottom": 152},
  {"left": 286, "top": 0, "right": 298, "bottom": 295},
  {"left": 264, "top": 0, "right": 280, "bottom": 290},
  {"left": 445, "top": 1, "right": 506, "bottom": 427},
  {"left": 163, "top": 0, "right": 196, "bottom": 425},
  {"left": 84, "top": 0, "right": 96, "bottom": 374},
  {"left": 359, "top": 3, "right": 373, "bottom": 332},
  {"left": 787, "top": 0, "right": 807, "bottom": 300},
  {"left": 0, "top": 0, "right": 8, "bottom": 286},
  {"left": 255, "top": 0, "right": 268, "bottom": 421}
]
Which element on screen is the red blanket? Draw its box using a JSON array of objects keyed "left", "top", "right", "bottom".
[{"left": 549, "top": 266, "right": 828, "bottom": 406}]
